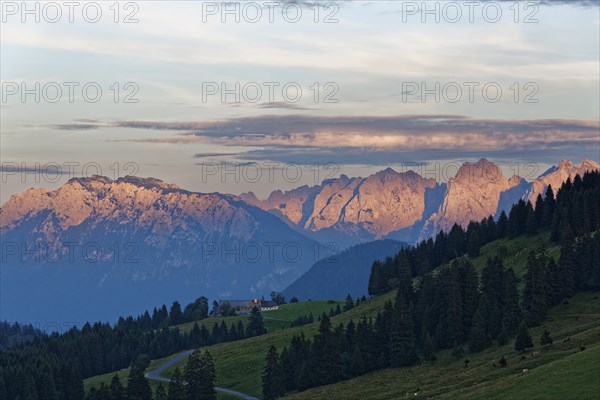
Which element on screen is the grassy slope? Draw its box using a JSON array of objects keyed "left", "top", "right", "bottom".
[
  {"left": 283, "top": 292, "right": 600, "bottom": 400},
  {"left": 471, "top": 231, "right": 560, "bottom": 279},
  {"left": 160, "top": 294, "right": 393, "bottom": 397},
  {"left": 86, "top": 231, "right": 588, "bottom": 400},
  {"left": 83, "top": 351, "right": 186, "bottom": 396},
  {"left": 175, "top": 300, "right": 345, "bottom": 334},
  {"left": 84, "top": 301, "right": 345, "bottom": 394}
]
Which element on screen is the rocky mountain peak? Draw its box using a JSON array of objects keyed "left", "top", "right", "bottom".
[
  {"left": 420, "top": 159, "right": 510, "bottom": 237},
  {"left": 579, "top": 159, "right": 600, "bottom": 170},
  {"left": 453, "top": 158, "right": 502, "bottom": 184},
  {"left": 527, "top": 159, "right": 600, "bottom": 202},
  {"left": 558, "top": 159, "right": 575, "bottom": 169},
  {"left": 508, "top": 175, "right": 525, "bottom": 187}
]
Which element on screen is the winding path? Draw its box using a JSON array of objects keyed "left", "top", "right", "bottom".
[{"left": 145, "top": 349, "right": 259, "bottom": 400}]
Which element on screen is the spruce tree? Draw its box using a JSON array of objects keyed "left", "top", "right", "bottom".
[
  {"left": 501, "top": 268, "right": 522, "bottom": 333},
  {"left": 534, "top": 194, "right": 545, "bottom": 225},
  {"left": 199, "top": 351, "right": 217, "bottom": 400},
  {"left": 169, "top": 301, "right": 183, "bottom": 326},
  {"left": 480, "top": 257, "right": 504, "bottom": 338},
  {"left": 496, "top": 211, "right": 508, "bottom": 238},
  {"left": 467, "top": 229, "right": 481, "bottom": 257},
  {"left": 545, "top": 257, "right": 562, "bottom": 305},
  {"left": 468, "top": 301, "right": 491, "bottom": 353},
  {"left": 461, "top": 262, "right": 480, "bottom": 335},
  {"left": 496, "top": 324, "right": 509, "bottom": 346},
  {"left": 389, "top": 289, "right": 417, "bottom": 367},
  {"left": 451, "top": 342, "right": 465, "bottom": 359},
  {"left": 247, "top": 307, "right": 267, "bottom": 337},
  {"left": 310, "top": 315, "right": 342, "bottom": 385},
  {"left": 262, "top": 345, "right": 285, "bottom": 400},
  {"left": 499, "top": 356, "right": 507, "bottom": 367},
  {"left": 522, "top": 251, "right": 550, "bottom": 326},
  {"left": 542, "top": 185, "right": 556, "bottom": 227},
  {"left": 446, "top": 270, "right": 464, "bottom": 345},
  {"left": 421, "top": 332, "right": 436, "bottom": 362},
  {"left": 344, "top": 294, "right": 354, "bottom": 311},
  {"left": 540, "top": 329, "right": 553, "bottom": 346},
  {"left": 154, "top": 384, "right": 167, "bottom": 400},
  {"left": 184, "top": 350, "right": 216, "bottom": 400},
  {"left": 508, "top": 200, "right": 525, "bottom": 237},
  {"left": 22, "top": 374, "right": 38, "bottom": 400},
  {"left": 514, "top": 322, "right": 534, "bottom": 353},
  {"left": 167, "top": 368, "right": 185, "bottom": 400},
  {"left": 525, "top": 206, "right": 537, "bottom": 235},
  {"left": 0, "top": 375, "right": 6, "bottom": 400},
  {"left": 557, "top": 239, "right": 577, "bottom": 299},
  {"left": 184, "top": 351, "right": 204, "bottom": 398},
  {"left": 109, "top": 374, "right": 125, "bottom": 400},
  {"left": 126, "top": 368, "right": 152, "bottom": 400}
]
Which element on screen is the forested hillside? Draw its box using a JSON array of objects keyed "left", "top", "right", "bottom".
[
  {"left": 2, "top": 172, "right": 598, "bottom": 400},
  {"left": 260, "top": 171, "right": 600, "bottom": 398}
]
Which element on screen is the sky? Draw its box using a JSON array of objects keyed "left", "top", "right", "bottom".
[{"left": 1, "top": 0, "right": 599, "bottom": 202}]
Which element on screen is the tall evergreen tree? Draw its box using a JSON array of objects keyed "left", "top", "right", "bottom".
[
  {"left": 247, "top": 307, "right": 267, "bottom": 337},
  {"left": 496, "top": 211, "right": 508, "bottom": 237},
  {"left": 154, "top": 384, "right": 167, "bottom": 400},
  {"left": 167, "top": 368, "right": 185, "bottom": 400},
  {"left": 445, "top": 268, "right": 465, "bottom": 345},
  {"left": 421, "top": 332, "right": 436, "bottom": 362},
  {"left": 22, "top": 374, "right": 38, "bottom": 400},
  {"left": 542, "top": 185, "right": 556, "bottom": 227},
  {"left": 109, "top": 374, "right": 125, "bottom": 400},
  {"left": 534, "top": 194, "right": 545, "bottom": 225},
  {"left": 344, "top": 294, "right": 355, "bottom": 311},
  {"left": 468, "top": 300, "right": 491, "bottom": 352},
  {"left": 514, "top": 321, "right": 534, "bottom": 353},
  {"left": 557, "top": 238, "right": 577, "bottom": 299},
  {"left": 501, "top": 268, "right": 522, "bottom": 333},
  {"left": 467, "top": 229, "right": 481, "bottom": 257},
  {"left": 262, "top": 345, "right": 285, "bottom": 400},
  {"left": 126, "top": 368, "right": 152, "bottom": 400},
  {"left": 169, "top": 301, "right": 184, "bottom": 326},
  {"left": 184, "top": 350, "right": 203, "bottom": 400},
  {"left": 525, "top": 205, "right": 538, "bottom": 235},
  {"left": 522, "top": 251, "right": 550, "bottom": 326},
  {"left": 184, "top": 350, "right": 216, "bottom": 400},
  {"left": 310, "top": 315, "right": 343, "bottom": 385},
  {"left": 389, "top": 289, "right": 417, "bottom": 367},
  {"left": 480, "top": 257, "right": 504, "bottom": 338}
]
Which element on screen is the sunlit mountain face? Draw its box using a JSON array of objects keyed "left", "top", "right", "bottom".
[
  {"left": 1, "top": 158, "right": 598, "bottom": 323},
  {"left": 1, "top": 2, "right": 600, "bottom": 400}
]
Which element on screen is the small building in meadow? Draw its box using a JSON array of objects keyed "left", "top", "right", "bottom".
[{"left": 214, "top": 299, "right": 279, "bottom": 314}]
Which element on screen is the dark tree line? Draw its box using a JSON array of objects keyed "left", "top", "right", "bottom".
[
  {"left": 265, "top": 285, "right": 421, "bottom": 397},
  {"left": 85, "top": 349, "right": 216, "bottom": 400},
  {"left": 266, "top": 243, "right": 597, "bottom": 397},
  {"left": 0, "top": 322, "right": 43, "bottom": 350},
  {"left": 267, "top": 172, "right": 600, "bottom": 397},
  {"left": 550, "top": 172, "right": 600, "bottom": 243},
  {"left": 0, "top": 301, "right": 264, "bottom": 400},
  {"left": 370, "top": 171, "right": 600, "bottom": 296}
]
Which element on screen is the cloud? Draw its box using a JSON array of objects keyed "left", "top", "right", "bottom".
[
  {"left": 257, "top": 102, "right": 315, "bottom": 110},
  {"left": 0, "top": 164, "right": 69, "bottom": 174},
  {"left": 49, "top": 124, "right": 101, "bottom": 131},
  {"left": 508, "top": 0, "right": 598, "bottom": 5},
  {"left": 117, "top": 114, "right": 598, "bottom": 148},
  {"left": 193, "top": 152, "right": 243, "bottom": 158},
  {"left": 49, "top": 114, "right": 599, "bottom": 165}
]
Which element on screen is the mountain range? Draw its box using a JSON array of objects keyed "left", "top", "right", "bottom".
[
  {"left": 243, "top": 158, "right": 600, "bottom": 245},
  {"left": 1, "top": 158, "right": 598, "bottom": 323},
  {"left": 0, "top": 176, "right": 320, "bottom": 323}
]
